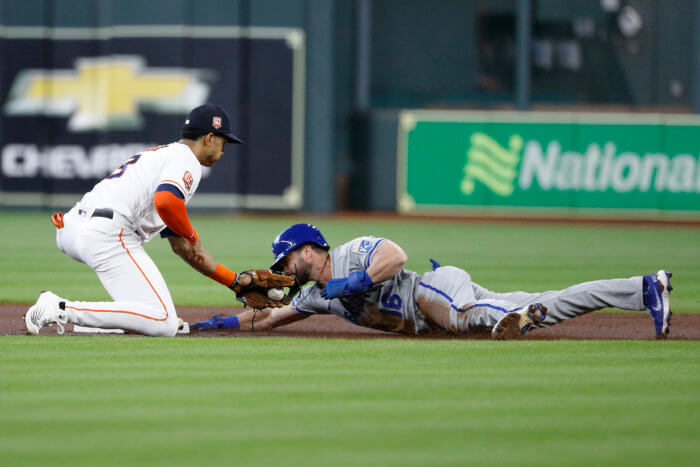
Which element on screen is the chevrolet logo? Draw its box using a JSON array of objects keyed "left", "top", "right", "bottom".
[{"left": 4, "top": 55, "right": 211, "bottom": 131}]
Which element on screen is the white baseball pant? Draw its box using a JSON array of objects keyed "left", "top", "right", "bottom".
[{"left": 55, "top": 206, "right": 179, "bottom": 337}]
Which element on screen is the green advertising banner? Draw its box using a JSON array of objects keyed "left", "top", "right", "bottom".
[{"left": 397, "top": 111, "right": 700, "bottom": 213}]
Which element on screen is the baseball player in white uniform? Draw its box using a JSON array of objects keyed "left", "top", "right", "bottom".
[
  {"left": 25, "top": 104, "right": 253, "bottom": 337},
  {"left": 192, "top": 224, "right": 673, "bottom": 340}
]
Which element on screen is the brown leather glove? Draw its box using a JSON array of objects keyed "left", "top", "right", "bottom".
[{"left": 232, "top": 269, "right": 299, "bottom": 309}]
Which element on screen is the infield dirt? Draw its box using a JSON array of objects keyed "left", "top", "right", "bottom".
[{"left": 2, "top": 305, "right": 699, "bottom": 340}]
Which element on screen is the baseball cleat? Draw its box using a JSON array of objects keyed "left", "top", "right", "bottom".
[
  {"left": 24, "top": 290, "right": 68, "bottom": 335},
  {"left": 491, "top": 303, "right": 547, "bottom": 340},
  {"left": 643, "top": 270, "right": 673, "bottom": 339}
]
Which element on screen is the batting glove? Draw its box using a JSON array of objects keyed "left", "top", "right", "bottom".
[
  {"left": 321, "top": 270, "right": 374, "bottom": 299},
  {"left": 190, "top": 315, "right": 240, "bottom": 331}
]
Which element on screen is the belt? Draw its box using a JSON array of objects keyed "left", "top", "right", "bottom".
[
  {"left": 92, "top": 208, "right": 114, "bottom": 219},
  {"left": 78, "top": 208, "right": 114, "bottom": 219}
]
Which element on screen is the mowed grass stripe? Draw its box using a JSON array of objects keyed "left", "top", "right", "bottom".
[{"left": 1, "top": 337, "right": 698, "bottom": 466}]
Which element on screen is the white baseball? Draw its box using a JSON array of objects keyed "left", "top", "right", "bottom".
[{"left": 267, "top": 288, "right": 285, "bottom": 300}]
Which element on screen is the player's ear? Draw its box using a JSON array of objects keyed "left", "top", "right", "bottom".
[
  {"left": 204, "top": 132, "right": 215, "bottom": 145},
  {"left": 302, "top": 245, "right": 313, "bottom": 260}
]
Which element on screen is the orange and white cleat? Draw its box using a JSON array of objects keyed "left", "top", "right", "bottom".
[{"left": 24, "top": 291, "right": 68, "bottom": 335}]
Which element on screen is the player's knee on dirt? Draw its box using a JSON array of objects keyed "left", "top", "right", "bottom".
[
  {"left": 140, "top": 304, "right": 179, "bottom": 337},
  {"left": 149, "top": 317, "right": 179, "bottom": 337}
]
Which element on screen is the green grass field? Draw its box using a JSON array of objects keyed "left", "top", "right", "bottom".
[
  {"left": 1, "top": 211, "right": 699, "bottom": 465},
  {"left": 2, "top": 211, "right": 699, "bottom": 311},
  {"left": 1, "top": 337, "right": 698, "bottom": 466}
]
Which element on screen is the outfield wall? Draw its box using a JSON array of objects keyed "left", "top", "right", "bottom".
[
  {"left": 352, "top": 110, "right": 700, "bottom": 217},
  {"left": 0, "top": 0, "right": 337, "bottom": 212}
]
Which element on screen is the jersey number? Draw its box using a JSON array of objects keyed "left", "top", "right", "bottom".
[
  {"left": 381, "top": 293, "right": 402, "bottom": 310},
  {"left": 106, "top": 154, "right": 141, "bottom": 179},
  {"left": 104, "top": 145, "right": 166, "bottom": 180}
]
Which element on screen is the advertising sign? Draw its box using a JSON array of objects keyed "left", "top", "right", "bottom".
[
  {"left": 0, "top": 26, "right": 305, "bottom": 209},
  {"left": 398, "top": 111, "right": 700, "bottom": 213}
]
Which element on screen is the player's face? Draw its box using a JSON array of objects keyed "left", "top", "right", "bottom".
[
  {"left": 201, "top": 134, "right": 227, "bottom": 167},
  {"left": 281, "top": 250, "right": 313, "bottom": 285}
]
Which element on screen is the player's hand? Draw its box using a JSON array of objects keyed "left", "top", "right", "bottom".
[
  {"left": 232, "top": 269, "right": 295, "bottom": 293},
  {"left": 235, "top": 273, "right": 253, "bottom": 289},
  {"left": 321, "top": 270, "right": 373, "bottom": 299},
  {"left": 190, "top": 315, "right": 240, "bottom": 331}
]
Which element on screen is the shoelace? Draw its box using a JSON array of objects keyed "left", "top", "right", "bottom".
[
  {"left": 30, "top": 308, "right": 43, "bottom": 326},
  {"left": 45, "top": 321, "right": 66, "bottom": 335},
  {"left": 32, "top": 308, "right": 67, "bottom": 335}
]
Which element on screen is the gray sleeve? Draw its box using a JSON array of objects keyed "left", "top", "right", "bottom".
[
  {"left": 334, "top": 236, "right": 386, "bottom": 274},
  {"left": 291, "top": 285, "right": 329, "bottom": 315}
]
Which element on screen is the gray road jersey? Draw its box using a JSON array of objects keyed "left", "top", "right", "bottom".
[{"left": 292, "top": 236, "right": 428, "bottom": 334}]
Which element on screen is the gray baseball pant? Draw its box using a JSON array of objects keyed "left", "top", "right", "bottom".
[{"left": 417, "top": 266, "right": 645, "bottom": 333}]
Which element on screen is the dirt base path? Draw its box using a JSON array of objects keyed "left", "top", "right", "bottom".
[{"left": 2, "top": 304, "right": 699, "bottom": 340}]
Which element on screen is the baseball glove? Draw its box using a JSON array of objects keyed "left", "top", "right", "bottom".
[{"left": 233, "top": 269, "right": 299, "bottom": 309}]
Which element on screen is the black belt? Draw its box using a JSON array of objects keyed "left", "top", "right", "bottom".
[{"left": 91, "top": 208, "right": 114, "bottom": 219}]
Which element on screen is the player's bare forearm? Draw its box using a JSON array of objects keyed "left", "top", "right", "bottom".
[
  {"left": 167, "top": 236, "right": 218, "bottom": 275},
  {"left": 366, "top": 240, "right": 408, "bottom": 283},
  {"left": 234, "top": 305, "right": 308, "bottom": 331}
]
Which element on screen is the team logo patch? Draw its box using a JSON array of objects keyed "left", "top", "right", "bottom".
[
  {"left": 353, "top": 239, "right": 374, "bottom": 254},
  {"left": 212, "top": 116, "right": 222, "bottom": 129},
  {"left": 183, "top": 171, "right": 193, "bottom": 191}
]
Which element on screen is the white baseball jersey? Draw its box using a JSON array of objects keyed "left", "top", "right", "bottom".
[{"left": 78, "top": 142, "right": 202, "bottom": 241}]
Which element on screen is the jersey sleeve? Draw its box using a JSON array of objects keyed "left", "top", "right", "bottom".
[
  {"left": 337, "top": 236, "right": 385, "bottom": 272},
  {"left": 157, "top": 150, "right": 201, "bottom": 203},
  {"left": 291, "top": 285, "right": 330, "bottom": 315}
]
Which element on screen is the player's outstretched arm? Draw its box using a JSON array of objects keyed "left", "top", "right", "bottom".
[
  {"left": 191, "top": 304, "right": 310, "bottom": 332},
  {"left": 166, "top": 234, "right": 252, "bottom": 287},
  {"left": 167, "top": 235, "right": 218, "bottom": 275},
  {"left": 238, "top": 304, "right": 309, "bottom": 331},
  {"left": 156, "top": 188, "right": 247, "bottom": 290}
]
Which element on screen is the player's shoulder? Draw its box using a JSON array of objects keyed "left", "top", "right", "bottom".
[
  {"left": 146, "top": 142, "right": 191, "bottom": 158},
  {"left": 139, "top": 142, "right": 177, "bottom": 156},
  {"left": 343, "top": 236, "right": 385, "bottom": 255},
  {"left": 157, "top": 143, "right": 201, "bottom": 172}
]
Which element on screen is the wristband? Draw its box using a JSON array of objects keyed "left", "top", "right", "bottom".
[
  {"left": 347, "top": 269, "right": 374, "bottom": 293},
  {"left": 209, "top": 263, "right": 238, "bottom": 287},
  {"left": 220, "top": 315, "right": 240, "bottom": 330},
  {"left": 321, "top": 269, "right": 374, "bottom": 299}
]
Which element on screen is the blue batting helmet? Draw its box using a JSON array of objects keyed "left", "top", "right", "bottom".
[{"left": 271, "top": 223, "right": 329, "bottom": 270}]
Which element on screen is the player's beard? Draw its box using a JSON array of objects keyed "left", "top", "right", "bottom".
[{"left": 292, "top": 261, "right": 312, "bottom": 286}]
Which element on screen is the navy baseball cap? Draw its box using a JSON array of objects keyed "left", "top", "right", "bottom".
[{"left": 182, "top": 103, "right": 244, "bottom": 144}]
